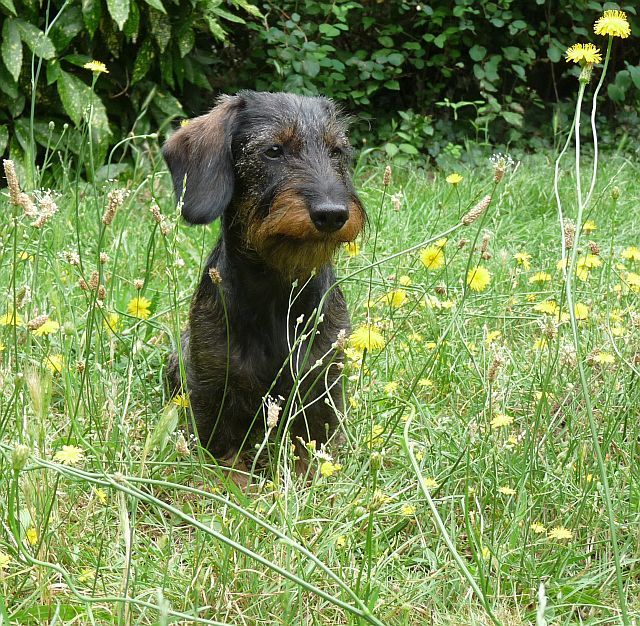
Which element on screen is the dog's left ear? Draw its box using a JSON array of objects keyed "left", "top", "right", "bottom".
[{"left": 162, "top": 94, "right": 244, "bottom": 224}]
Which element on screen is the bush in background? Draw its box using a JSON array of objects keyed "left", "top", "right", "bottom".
[{"left": 0, "top": 0, "right": 638, "bottom": 181}]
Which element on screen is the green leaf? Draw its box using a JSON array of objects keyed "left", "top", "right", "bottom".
[
  {"left": 143, "top": 0, "right": 166, "bottom": 14},
  {"left": 0, "top": 125, "right": 8, "bottom": 155},
  {"left": 123, "top": 0, "right": 140, "bottom": 39},
  {"left": 152, "top": 90, "right": 184, "bottom": 118},
  {"left": 319, "top": 24, "right": 340, "bottom": 37},
  {"left": 50, "top": 6, "right": 84, "bottom": 50},
  {"left": 502, "top": 111, "right": 523, "bottom": 127},
  {"left": 547, "top": 46, "right": 562, "bottom": 63},
  {"left": 211, "top": 7, "right": 246, "bottom": 24},
  {"left": 2, "top": 19, "right": 22, "bottom": 82},
  {"left": 16, "top": 20, "right": 55, "bottom": 59},
  {"left": 384, "top": 79, "right": 400, "bottom": 90},
  {"left": 131, "top": 38, "right": 155, "bottom": 84},
  {"left": 0, "top": 0, "right": 16, "bottom": 15},
  {"left": 302, "top": 58, "right": 320, "bottom": 77},
  {"left": 0, "top": 62, "right": 18, "bottom": 98},
  {"left": 82, "top": 0, "right": 102, "bottom": 36},
  {"left": 399, "top": 143, "right": 419, "bottom": 155},
  {"left": 106, "top": 0, "right": 130, "bottom": 30},
  {"left": 177, "top": 25, "right": 194, "bottom": 57},
  {"left": 384, "top": 142, "right": 399, "bottom": 157},
  {"left": 469, "top": 44, "right": 486, "bottom": 61},
  {"left": 149, "top": 9, "right": 171, "bottom": 52},
  {"left": 625, "top": 63, "right": 640, "bottom": 90}
]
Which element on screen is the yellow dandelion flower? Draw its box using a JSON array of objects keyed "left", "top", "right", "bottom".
[
  {"left": 485, "top": 330, "right": 501, "bottom": 345},
  {"left": 467, "top": 266, "right": 491, "bottom": 292},
  {"left": 408, "top": 332, "right": 422, "bottom": 342},
  {"left": 45, "top": 354, "right": 64, "bottom": 374},
  {"left": 127, "top": 296, "right": 152, "bottom": 320},
  {"left": 350, "top": 325, "right": 385, "bottom": 352},
  {"left": 498, "top": 486, "right": 516, "bottom": 496},
  {"left": 548, "top": 526, "right": 573, "bottom": 540},
  {"left": 576, "top": 266, "right": 590, "bottom": 282},
  {"left": 533, "top": 338, "right": 548, "bottom": 351},
  {"left": 574, "top": 302, "right": 589, "bottom": 320},
  {"left": 400, "top": 503, "right": 416, "bottom": 516},
  {"left": 594, "top": 10, "right": 630, "bottom": 39},
  {"left": 622, "top": 246, "right": 640, "bottom": 261},
  {"left": 53, "top": 444, "right": 84, "bottom": 466},
  {"left": 423, "top": 477, "right": 439, "bottom": 489},
  {"left": 481, "top": 546, "right": 490, "bottom": 560},
  {"left": 418, "top": 377, "right": 433, "bottom": 387},
  {"left": 626, "top": 272, "right": 640, "bottom": 292},
  {"left": 32, "top": 319, "right": 60, "bottom": 336},
  {"left": 533, "top": 300, "right": 559, "bottom": 315},
  {"left": 528, "top": 271, "right": 552, "bottom": 284},
  {"left": 83, "top": 60, "right": 109, "bottom": 73},
  {"left": 104, "top": 312, "right": 121, "bottom": 333},
  {"left": 582, "top": 220, "right": 597, "bottom": 232},
  {"left": 565, "top": 43, "right": 602, "bottom": 65},
  {"left": 94, "top": 488, "right": 108, "bottom": 504},
  {"left": 172, "top": 393, "right": 190, "bottom": 408},
  {"left": 531, "top": 522, "right": 546, "bottom": 534},
  {"left": 398, "top": 275, "right": 411, "bottom": 286},
  {"left": 367, "top": 423, "right": 385, "bottom": 449},
  {"left": 26, "top": 528, "right": 38, "bottom": 546},
  {"left": 611, "top": 325, "right": 625, "bottom": 337},
  {"left": 490, "top": 413, "right": 513, "bottom": 428},
  {"left": 382, "top": 289, "right": 407, "bottom": 308},
  {"left": 336, "top": 535, "right": 346, "bottom": 547},
  {"left": 514, "top": 251, "right": 531, "bottom": 270},
  {"left": 19, "top": 251, "right": 33, "bottom": 261},
  {"left": 180, "top": 119, "right": 190, "bottom": 127},
  {"left": 384, "top": 381, "right": 399, "bottom": 395},
  {"left": 0, "top": 551, "right": 10, "bottom": 570},
  {"left": 577, "top": 254, "right": 602, "bottom": 269},
  {"left": 435, "top": 238, "right": 447, "bottom": 248},
  {"left": 446, "top": 173, "right": 463, "bottom": 185},
  {"left": 0, "top": 309, "right": 23, "bottom": 326},
  {"left": 593, "top": 351, "right": 615, "bottom": 364},
  {"left": 440, "top": 299, "right": 454, "bottom": 309},
  {"left": 345, "top": 241, "right": 360, "bottom": 257},
  {"left": 319, "top": 461, "right": 342, "bottom": 477},
  {"left": 420, "top": 245, "right": 445, "bottom": 270}
]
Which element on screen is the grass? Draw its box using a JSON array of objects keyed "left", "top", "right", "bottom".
[{"left": 1, "top": 145, "right": 640, "bottom": 625}]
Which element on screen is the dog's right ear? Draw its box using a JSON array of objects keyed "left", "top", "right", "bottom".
[{"left": 162, "top": 95, "right": 243, "bottom": 224}]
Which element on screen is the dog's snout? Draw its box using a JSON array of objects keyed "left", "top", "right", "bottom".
[{"left": 310, "top": 203, "right": 349, "bottom": 233}]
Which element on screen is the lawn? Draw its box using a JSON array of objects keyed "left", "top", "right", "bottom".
[{"left": 1, "top": 146, "right": 639, "bottom": 625}]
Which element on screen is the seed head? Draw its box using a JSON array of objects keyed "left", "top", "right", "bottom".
[
  {"left": 88, "top": 271, "right": 100, "bottom": 291},
  {"left": 12, "top": 443, "right": 31, "bottom": 472},
  {"left": 611, "top": 186, "right": 620, "bottom": 201},
  {"left": 588, "top": 241, "right": 600, "bottom": 256},
  {"left": 99, "top": 253, "right": 109, "bottom": 264},
  {"left": 208, "top": 267, "right": 222, "bottom": 285},
  {"left": 134, "top": 279, "right": 144, "bottom": 291},
  {"left": 102, "top": 189, "right": 128, "bottom": 226},
  {"left": 27, "top": 314, "right": 49, "bottom": 331},
  {"left": 383, "top": 165, "right": 392, "bottom": 186},
  {"left": 462, "top": 195, "right": 491, "bottom": 226},
  {"left": 266, "top": 396, "right": 282, "bottom": 429},
  {"left": 564, "top": 220, "right": 576, "bottom": 250}
]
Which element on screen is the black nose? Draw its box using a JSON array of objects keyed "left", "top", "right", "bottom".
[{"left": 310, "top": 203, "right": 349, "bottom": 233}]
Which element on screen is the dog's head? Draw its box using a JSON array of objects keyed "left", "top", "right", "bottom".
[{"left": 162, "top": 90, "right": 365, "bottom": 278}]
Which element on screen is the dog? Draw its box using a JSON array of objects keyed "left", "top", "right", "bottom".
[{"left": 163, "top": 91, "right": 365, "bottom": 481}]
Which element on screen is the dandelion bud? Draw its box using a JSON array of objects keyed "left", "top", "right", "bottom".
[
  {"left": 462, "top": 195, "right": 491, "bottom": 226},
  {"left": 134, "top": 279, "right": 144, "bottom": 291},
  {"left": 370, "top": 450, "right": 384, "bottom": 470},
  {"left": 208, "top": 267, "right": 222, "bottom": 284},
  {"left": 383, "top": 165, "right": 392, "bottom": 186},
  {"left": 611, "top": 186, "right": 620, "bottom": 200},
  {"left": 12, "top": 443, "right": 31, "bottom": 472},
  {"left": 48, "top": 121, "right": 55, "bottom": 131},
  {"left": 27, "top": 314, "right": 49, "bottom": 331},
  {"left": 563, "top": 220, "right": 576, "bottom": 250}
]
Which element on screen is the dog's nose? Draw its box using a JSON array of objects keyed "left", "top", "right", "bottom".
[{"left": 310, "top": 203, "right": 349, "bottom": 233}]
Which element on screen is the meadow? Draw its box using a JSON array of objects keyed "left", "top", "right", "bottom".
[{"left": 1, "top": 132, "right": 639, "bottom": 625}]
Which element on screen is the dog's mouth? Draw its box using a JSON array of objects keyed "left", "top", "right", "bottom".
[{"left": 245, "top": 189, "right": 365, "bottom": 277}]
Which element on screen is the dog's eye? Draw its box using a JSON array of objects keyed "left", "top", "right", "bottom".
[
  {"left": 330, "top": 146, "right": 344, "bottom": 158},
  {"left": 264, "top": 145, "right": 284, "bottom": 159}
]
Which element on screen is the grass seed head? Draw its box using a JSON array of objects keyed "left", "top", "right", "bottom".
[{"left": 462, "top": 195, "right": 491, "bottom": 225}]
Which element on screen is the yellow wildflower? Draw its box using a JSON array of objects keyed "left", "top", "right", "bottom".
[
  {"left": 533, "top": 338, "right": 548, "bottom": 351},
  {"left": 594, "top": 10, "right": 630, "bottom": 38},
  {"left": 336, "top": 535, "right": 346, "bottom": 548},
  {"left": 622, "top": 246, "right": 640, "bottom": 261},
  {"left": 593, "top": 351, "right": 615, "bottom": 364},
  {"left": 466, "top": 266, "right": 491, "bottom": 292},
  {"left": 418, "top": 378, "right": 433, "bottom": 387},
  {"left": 528, "top": 272, "right": 552, "bottom": 284},
  {"left": 498, "top": 486, "right": 516, "bottom": 496},
  {"left": 577, "top": 254, "right": 602, "bottom": 269},
  {"left": 574, "top": 302, "right": 589, "bottom": 320},
  {"left": 0, "top": 309, "right": 23, "bottom": 326},
  {"left": 83, "top": 60, "right": 109, "bottom": 73},
  {"left": 548, "top": 526, "right": 573, "bottom": 540},
  {"left": 367, "top": 424, "right": 385, "bottom": 449},
  {"left": 45, "top": 354, "right": 64, "bottom": 374},
  {"left": 400, "top": 503, "right": 416, "bottom": 516},
  {"left": 104, "top": 312, "right": 121, "bottom": 333},
  {"left": 565, "top": 43, "right": 602, "bottom": 65},
  {"left": 423, "top": 477, "right": 439, "bottom": 489},
  {"left": 485, "top": 330, "right": 501, "bottom": 344},
  {"left": 345, "top": 241, "right": 360, "bottom": 257},
  {"left": 481, "top": 546, "right": 490, "bottom": 560},
  {"left": 94, "top": 488, "right": 108, "bottom": 504},
  {"left": 350, "top": 325, "right": 385, "bottom": 352},
  {"left": 446, "top": 173, "right": 463, "bottom": 185},
  {"left": 0, "top": 551, "right": 10, "bottom": 570},
  {"left": 32, "top": 319, "right": 60, "bottom": 336},
  {"left": 533, "top": 300, "right": 559, "bottom": 315},
  {"left": 490, "top": 413, "right": 513, "bottom": 428},
  {"left": 384, "top": 381, "right": 399, "bottom": 395},
  {"left": 319, "top": 461, "right": 342, "bottom": 477},
  {"left": 172, "top": 393, "right": 190, "bottom": 408},
  {"left": 26, "top": 528, "right": 38, "bottom": 546},
  {"left": 626, "top": 272, "right": 640, "bottom": 292},
  {"left": 127, "top": 296, "right": 152, "bottom": 320},
  {"left": 420, "top": 245, "right": 445, "bottom": 270},
  {"left": 531, "top": 522, "right": 546, "bottom": 534},
  {"left": 514, "top": 251, "right": 531, "bottom": 270},
  {"left": 382, "top": 289, "right": 407, "bottom": 308},
  {"left": 53, "top": 445, "right": 84, "bottom": 466},
  {"left": 398, "top": 275, "right": 411, "bottom": 286}
]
